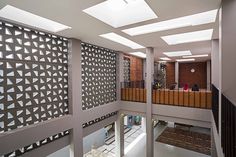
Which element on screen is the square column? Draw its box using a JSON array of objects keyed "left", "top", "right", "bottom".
[
  {"left": 146, "top": 47, "right": 154, "bottom": 157},
  {"left": 68, "top": 39, "right": 84, "bottom": 157},
  {"left": 115, "top": 113, "right": 124, "bottom": 157}
]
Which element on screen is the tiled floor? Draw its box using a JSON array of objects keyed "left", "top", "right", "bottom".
[
  {"left": 98, "top": 122, "right": 211, "bottom": 157},
  {"left": 125, "top": 123, "right": 211, "bottom": 157},
  {"left": 97, "top": 125, "right": 143, "bottom": 157}
]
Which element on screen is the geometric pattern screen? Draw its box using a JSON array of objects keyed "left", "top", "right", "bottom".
[
  {"left": 83, "top": 111, "right": 118, "bottom": 128},
  {"left": 123, "top": 57, "right": 130, "bottom": 82},
  {"left": 4, "top": 130, "right": 70, "bottom": 157},
  {"left": 0, "top": 20, "right": 69, "bottom": 133},
  {"left": 81, "top": 42, "right": 116, "bottom": 110}
]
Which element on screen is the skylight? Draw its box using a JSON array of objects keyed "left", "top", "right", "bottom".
[
  {"left": 176, "top": 58, "right": 195, "bottom": 62},
  {"left": 122, "top": 9, "right": 218, "bottom": 36},
  {"left": 83, "top": 0, "right": 157, "bottom": 28},
  {"left": 100, "top": 33, "right": 144, "bottom": 49},
  {"left": 183, "top": 54, "right": 209, "bottom": 58},
  {"left": 161, "top": 29, "right": 213, "bottom": 45},
  {"left": 129, "top": 52, "right": 146, "bottom": 58},
  {"left": 0, "top": 5, "right": 71, "bottom": 33},
  {"left": 163, "top": 51, "right": 192, "bottom": 57},
  {"left": 160, "top": 57, "right": 171, "bottom": 61}
]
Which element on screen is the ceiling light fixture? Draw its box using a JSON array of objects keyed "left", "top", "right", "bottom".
[
  {"left": 160, "top": 57, "right": 171, "bottom": 61},
  {"left": 129, "top": 52, "right": 146, "bottom": 58},
  {"left": 176, "top": 58, "right": 195, "bottom": 62},
  {"left": 83, "top": 0, "right": 157, "bottom": 28},
  {"left": 100, "top": 33, "right": 144, "bottom": 49},
  {"left": 161, "top": 29, "right": 213, "bottom": 45},
  {"left": 122, "top": 9, "right": 218, "bottom": 36},
  {"left": 163, "top": 50, "right": 192, "bottom": 57},
  {"left": 183, "top": 54, "right": 209, "bottom": 58},
  {"left": 0, "top": 5, "right": 71, "bottom": 33}
]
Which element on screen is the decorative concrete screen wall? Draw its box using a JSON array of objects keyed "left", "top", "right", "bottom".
[
  {"left": 0, "top": 20, "right": 70, "bottom": 156},
  {"left": 5, "top": 130, "right": 69, "bottom": 157},
  {"left": 81, "top": 42, "right": 117, "bottom": 110},
  {"left": 83, "top": 111, "right": 118, "bottom": 128}
]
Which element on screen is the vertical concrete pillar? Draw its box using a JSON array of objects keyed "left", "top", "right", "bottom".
[
  {"left": 68, "top": 39, "right": 84, "bottom": 157},
  {"left": 175, "top": 62, "right": 179, "bottom": 88},
  {"left": 142, "top": 117, "right": 146, "bottom": 132},
  {"left": 115, "top": 113, "right": 124, "bottom": 157},
  {"left": 146, "top": 47, "right": 154, "bottom": 157}
]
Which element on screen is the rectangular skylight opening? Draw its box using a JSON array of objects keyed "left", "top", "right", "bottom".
[
  {"left": 100, "top": 33, "right": 145, "bottom": 49},
  {"left": 183, "top": 54, "right": 209, "bottom": 58},
  {"left": 160, "top": 57, "right": 171, "bottom": 61},
  {"left": 83, "top": 0, "right": 157, "bottom": 28},
  {"left": 176, "top": 58, "right": 195, "bottom": 62},
  {"left": 129, "top": 52, "right": 146, "bottom": 58},
  {"left": 0, "top": 5, "right": 71, "bottom": 33},
  {"left": 122, "top": 9, "right": 218, "bottom": 36},
  {"left": 163, "top": 50, "right": 192, "bottom": 57},
  {"left": 161, "top": 29, "right": 213, "bottom": 45}
]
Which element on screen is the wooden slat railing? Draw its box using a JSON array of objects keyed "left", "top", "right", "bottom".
[{"left": 152, "top": 89, "right": 212, "bottom": 109}]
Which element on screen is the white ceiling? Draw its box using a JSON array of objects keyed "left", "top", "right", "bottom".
[{"left": 0, "top": 0, "right": 221, "bottom": 61}]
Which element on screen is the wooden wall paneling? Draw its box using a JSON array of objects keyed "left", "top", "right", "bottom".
[
  {"left": 160, "top": 90, "right": 165, "bottom": 104},
  {"left": 140, "top": 89, "right": 144, "bottom": 102},
  {"left": 132, "top": 88, "right": 136, "bottom": 101},
  {"left": 156, "top": 90, "right": 160, "bottom": 104},
  {"left": 195, "top": 92, "right": 200, "bottom": 108},
  {"left": 121, "top": 88, "right": 125, "bottom": 100},
  {"left": 164, "top": 90, "right": 169, "bottom": 104},
  {"left": 189, "top": 92, "right": 195, "bottom": 107},
  {"left": 169, "top": 90, "right": 174, "bottom": 105},
  {"left": 136, "top": 88, "right": 140, "bottom": 102},
  {"left": 200, "top": 91, "right": 207, "bottom": 108},
  {"left": 152, "top": 90, "right": 156, "bottom": 104},
  {"left": 174, "top": 91, "right": 179, "bottom": 105},
  {"left": 183, "top": 91, "right": 189, "bottom": 107},
  {"left": 178, "top": 91, "right": 184, "bottom": 106},
  {"left": 206, "top": 92, "right": 212, "bottom": 109}
]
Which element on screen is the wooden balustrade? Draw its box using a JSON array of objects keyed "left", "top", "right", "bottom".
[
  {"left": 121, "top": 88, "right": 146, "bottom": 102},
  {"left": 121, "top": 88, "right": 212, "bottom": 109}
]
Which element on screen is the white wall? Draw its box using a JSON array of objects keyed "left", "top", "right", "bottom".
[
  {"left": 211, "top": 39, "right": 220, "bottom": 89},
  {"left": 83, "top": 128, "right": 106, "bottom": 154},
  {"left": 47, "top": 146, "right": 70, "bottom": 157},
  {"left": 222, "top": 0, "right": 236, "bottom": 105}
]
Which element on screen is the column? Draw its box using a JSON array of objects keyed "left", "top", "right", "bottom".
[
  {"left": 146, "top": 47, "right": 154, "bottom": 157},
  {"left": 68, "top": 39, "right": 84, "bottom": 157},
  {"left": 141, "top": 117, "right": 146, "bottom": 132},
  {"left": 115, "top": 113, "right": 124, "bottom": 157},
  {"left": 175, "top": 62, "right": 179, "bottom": 88}
]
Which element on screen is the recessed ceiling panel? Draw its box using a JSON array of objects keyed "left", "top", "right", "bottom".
[
  {"left": 161, "top": 29, "right": 213, "bottom": 45},
  {"left": 83, "top": 0, "right": 157, "bottom": 28},
  {"left": 122, "top": 9, "right": 218, "bottom": 36}
]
